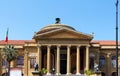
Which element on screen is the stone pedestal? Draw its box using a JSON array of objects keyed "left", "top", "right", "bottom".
[
  {"left": 85, "top": 71, "right": 101, "bottom": 76},
  {"left": 94, "top": 71, "right": 101, "bottom": 76},
  {"left": 32, "top": 71, "right": 40, "bottom": 76}
]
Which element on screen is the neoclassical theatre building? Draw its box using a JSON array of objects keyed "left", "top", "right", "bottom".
[{"left": 0, "top": 19, "right": 120, "bottom": 76}]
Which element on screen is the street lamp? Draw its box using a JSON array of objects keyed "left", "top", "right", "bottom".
[
  {"left": 115, "top": 0, "right": 119, "bottom": 76},
  {"left": 52, "top": 68, "right": 55, "bottom": 76}
]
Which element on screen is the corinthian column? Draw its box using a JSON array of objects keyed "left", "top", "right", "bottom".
[
  {"left": 56, "top": 45, "right": 61, "bottom": 75},
  {"left": 85, "top": 45, "right": 89, "bottom": 70},
  {"left": 37, "top": 44, "right": 42, "bottom": 70},
  {"left": 76, "top": 45, "right": 81, "bottom": 75},
  {"left": 47, "top": 45, "right": 51, "bottom": 75},
  {"left": 67, "top": 45, "right": 71, "bottom": 75}
]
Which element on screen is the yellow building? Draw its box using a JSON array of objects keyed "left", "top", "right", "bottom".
[{"left": 0, "top": 19, "right": 120, "bottom": 76}]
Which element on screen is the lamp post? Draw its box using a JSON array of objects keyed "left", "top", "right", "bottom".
[
  {"left": 116, "top": 0, "right": 119, "bottom": 76},
  {"left": 52, "top": 68, "right": 55, "bottom": 76}
]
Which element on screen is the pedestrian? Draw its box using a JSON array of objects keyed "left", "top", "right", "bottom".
[{"left": 34, "top": 62, "right": 39, "bottom": 71}]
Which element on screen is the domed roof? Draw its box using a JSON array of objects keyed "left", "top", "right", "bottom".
[
  {"left": 36, "top": 18, "right": 76, "bottom": 34},
  {"left": 42, "top": 24, "right": 75, "bottom": 30},
  {"left": 37, "top": 23, "right": 76, "bottom": 34},
  {"left": 33, "top": 18, "right": 93, "bottom": 40}
]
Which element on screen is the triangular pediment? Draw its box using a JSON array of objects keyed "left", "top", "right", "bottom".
[{"left": 34, "top": 28, "right": 93, "bottom": 40}]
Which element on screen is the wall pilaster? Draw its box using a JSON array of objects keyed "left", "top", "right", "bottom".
[
  {"left": 0, "top": 49, "right": 2, "bottom": 75},
  {"left": 106, "top": 53, "right": 111, "bottom": 76},
  {"left": 24, "top": 49, "right": 28, "bottom": 76}
]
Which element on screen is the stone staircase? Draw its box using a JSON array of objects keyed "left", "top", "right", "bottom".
[{"left": 42, "top": 74, "right": 85, "bottom": 76}]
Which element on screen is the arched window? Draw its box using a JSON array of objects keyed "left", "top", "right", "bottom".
[
  {"left": 99, "top": 56, "right": 105, "bottom": 67},
  {"left": 111, "top": 56, "right": 116, "bottom": 68},
  {"left": 111, "top": 72, "right": 116, "bottom": 76},
  {"left": 101, "top": 72, "right": 105, "bottom": 76},
  {"left": 16, "top": 56, "right": 24, "bottom": 66}
]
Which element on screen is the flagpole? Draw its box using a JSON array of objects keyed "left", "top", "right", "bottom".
[
  {"left": 5, "top": 28, "right": 9, "bottom": 45},
  {"left": 116, "top": 0, "right": 119, "bottom": 76}
]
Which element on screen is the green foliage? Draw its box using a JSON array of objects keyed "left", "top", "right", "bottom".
[
  {"left": 1, "top": 45, "right": 18, "bottom": 76},
  {"left": 84, "top": 70, "right": 95, "bottom": 76},
  {"left": 1, "top": 45, "right": 18, "bottom": 62},
  {"left": 39, "top": 68, "right": 48, "bottom": 74}
]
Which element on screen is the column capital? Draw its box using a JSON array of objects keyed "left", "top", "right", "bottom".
[
  {"left": 86, "top": 45, "right": 90, "bottom": 48},
  {"left": 67, "top": 45, "right": 71, "bottom": 48},
  {"left": 106, "top": 53, "right": 111, "bottom": 58},
  {"left": 47, "top": 45, "right": 51, "bottom": 48},
  {"left": 37, "top": 44, "right": 41, "bottom": 47},
  {"left": 77, "top": 45, "right": 81, "bottom": 48},
  {"left": 57, "top": 45, "right": 61, "bottom": 48},
  {"left": 25, "top": 50, "right": 28, "bottom": 55}
]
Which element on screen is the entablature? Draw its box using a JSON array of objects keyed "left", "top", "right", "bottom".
[
  {"left": 38, "top": 39, "right": 90, "bottom": 45},
  {"left": 0, "top": 45, "right": 23, "bottom": 49}
]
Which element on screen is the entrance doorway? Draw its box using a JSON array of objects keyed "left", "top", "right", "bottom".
[
  {"left": 60, "top": 60, "right": 67, "bottom": 74},
  {"left": 60, "top": 54, "right": 67, "bottom": 74}
]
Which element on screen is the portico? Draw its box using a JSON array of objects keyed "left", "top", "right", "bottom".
[
  {"left": 32, "top": 22, "right": 93, "bottom": 75},
  {"left": 37, "top": 44, "right": 90, "bottom": 74}
]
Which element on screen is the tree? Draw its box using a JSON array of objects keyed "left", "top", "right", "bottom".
[{"left": 1, "top": 45, "right": 17, "bottom": 76}]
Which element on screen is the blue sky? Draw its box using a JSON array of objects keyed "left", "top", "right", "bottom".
[{"left": 0, "top": 0, "right": 119, "bottom": 40}]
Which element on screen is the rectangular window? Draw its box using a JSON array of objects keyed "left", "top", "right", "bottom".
[
  {"left": 99, "top": 56, "right": 105, "bottom": 67},
  {"left": 2, "top": 59, "right": 8, "bottom": 67},
  {"left": 16, "top": 56, "right": 24, "bottom": 66},
  {"left": 30, "top": 57, "right": 36, "bottom": 68}
]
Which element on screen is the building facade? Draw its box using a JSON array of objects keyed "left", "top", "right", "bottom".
[{"left": 0, "top": 21, "right": 120, "bottom": 76}]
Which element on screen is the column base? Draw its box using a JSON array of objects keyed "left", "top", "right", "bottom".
[
  {"left": 56, "top": 73, "right": 61, "bottom": 75},
  {"left": 76, "top": 73, "right": 81, "bottom": 75},
  {"left": 46, "top": 72, "right": 51, "bottom": 75},
  {"left": 66, "top": 73, "right": 71, "bottom": 75}
]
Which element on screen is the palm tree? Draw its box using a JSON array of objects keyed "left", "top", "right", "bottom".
[{"left": 1, "top": 45, "right": 17, "bottom": 76}]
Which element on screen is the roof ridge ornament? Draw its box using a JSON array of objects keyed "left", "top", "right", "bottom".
[{"left": 55, "top": 18, "right": 60, "bottom": 24}]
